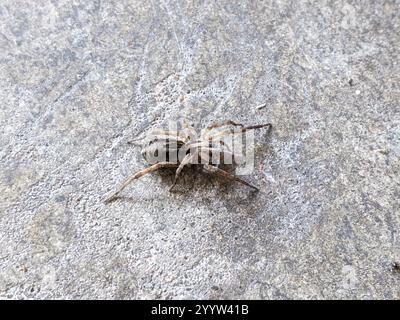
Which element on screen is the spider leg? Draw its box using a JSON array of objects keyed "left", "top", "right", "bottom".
[
  {"left": 127, "top": 140, "right": 143, "bottom": 147},
  {"left": 169, "top": 153, "right": 196, "bottom": 191},
  {"left": 126, "top": 135, "right": 147, "bottom": 146},
  {"left": 105, "top": 162, "right": 179, "bottom": 203},
  {"left": 206, "top": 120, "right": 244, "bottom": 131},
  {"left": 207, "top": 123, "right": 272, "bottom": 141},
  {"left": 128, "top": 134, "right": 186, "bottom": 147},
  {"left": 242, "top": 123, "right": 272, "bottom": 131},
  {"left": 146, "top": 136, "right": 186, "bottom": 150},
  {"left": 150, "top": 130, "right": 188, "bottom": 141},
  {"left": 202, "top": 164, "right": 259, "bottom": 191},
  {"left": 201, "top": 120, "right": 244, "bottom": 139}
]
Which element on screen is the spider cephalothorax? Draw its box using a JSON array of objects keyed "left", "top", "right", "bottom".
[{"left": 105, "top": 120, "right": 271, "bottom": 203}]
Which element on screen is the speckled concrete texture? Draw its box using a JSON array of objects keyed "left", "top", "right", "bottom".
[{"left": 0, "top": 0, "right": 399, "bottom": 299}]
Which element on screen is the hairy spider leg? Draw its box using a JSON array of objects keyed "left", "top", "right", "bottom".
[
  {"left": 202, "top": 164, "right": 259, "bottom": 191},
  {"left": 206, "top": 123, "right": 272, "bottom": 141},
  {"left": 105, "top": 162, "right": 179, "bottom": 203},
  {"left": 150, "top": 129, "right": 189, "bottom": 141},
  {"left": 169, "top": 152, "right": 197, "bottom": 191},
  {"left": 201, "top": 120, "right": 244, "bottom": 139}
]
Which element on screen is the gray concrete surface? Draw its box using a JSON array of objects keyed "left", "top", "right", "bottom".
[{"left": 0, "top": 0, "right": 399, "bottom": 299}]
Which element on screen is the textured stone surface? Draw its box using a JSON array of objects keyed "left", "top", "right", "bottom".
[{"left": 0, "top": 0, "right": 399, "bottom": 299}]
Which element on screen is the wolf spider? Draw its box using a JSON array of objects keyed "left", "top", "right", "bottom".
[{"left": 105, "top": 120, "right": 271, "bottom": 203}]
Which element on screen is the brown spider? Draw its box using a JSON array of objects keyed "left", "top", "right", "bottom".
[{"left": 105, "top": 120, "right": 271, "bottom": 203}]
